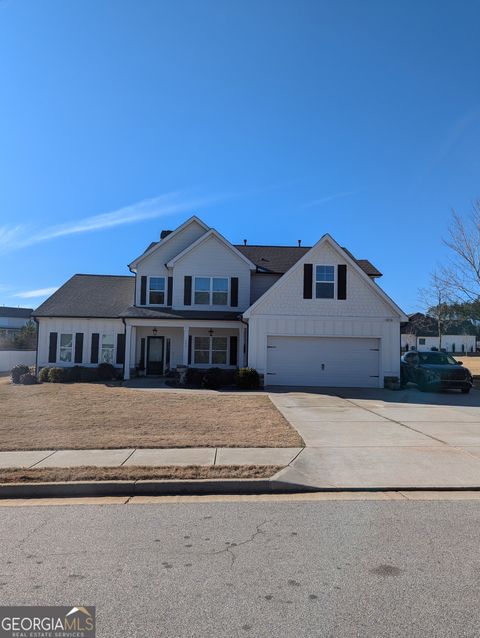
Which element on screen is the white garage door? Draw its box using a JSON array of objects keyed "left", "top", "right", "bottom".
[{"left": 266, "top": 336, "right": 380, "bottom": 387}]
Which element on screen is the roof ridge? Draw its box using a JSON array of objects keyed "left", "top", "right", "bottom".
[
  {"left": 74, "top": 273, "right": 134, "bottom": 278},
  {"left": 234, "top": 244, "right": 312, "bottom": 249}
]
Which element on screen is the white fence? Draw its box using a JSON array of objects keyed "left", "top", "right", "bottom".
[{"left": 0, "top": 350, "right": 36, "bottom": 373}]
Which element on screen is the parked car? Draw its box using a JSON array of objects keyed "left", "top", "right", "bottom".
[{"left": 401, "top": 351, "right": 473, "bottom": 393}]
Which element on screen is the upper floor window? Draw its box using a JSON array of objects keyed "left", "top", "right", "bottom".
[
  {"left": 194, "top": 277, "right": 228, "bottom": 305},
  {"left": 59, "top": 333, "right": 73, "bottom": 362},
  {"left": 315, "top": 265, "right": 335, "bottom": 299},
  {"left": 149, "top": 277, "right": 165, "bottom": 305},
  {"left": 100, "top": 334, "right": 115, "bottom": 364}
]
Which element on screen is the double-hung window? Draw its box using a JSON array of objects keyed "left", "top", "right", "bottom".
[
  {"left": 59, "top": 333, "right": 73, "bottom": 362},
  {"left": 315, "top": 265, "right": 335, "bottom": 299},
  {"left": 194, "top": 277, "right": 228, "bottom": 305},
  {"left": 100, "top": 334, "right": 115, "bottom": 364},
  {"left": 149, "top": 277, "right": 165, "bottom": 305},
  {"left": 193, "top": 336, "right": 228, "bottom": 365}
]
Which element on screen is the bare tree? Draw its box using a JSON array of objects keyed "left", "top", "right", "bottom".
[
  {"left": 441, "top": 202, "right": 480, "bottom": 303},
  {"left": 418, "top": 272, "right": 452, "bottom": 350}
]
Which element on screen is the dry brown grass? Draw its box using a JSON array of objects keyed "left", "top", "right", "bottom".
[
  {"left": 456, "top": 356, "right": 480, "bottom": 375},
  {"left": 0, "top": 464, "right": 282, "bottom": 483},
  {"left": 0, "top": 380, "right": 303, "bottom": 450}
]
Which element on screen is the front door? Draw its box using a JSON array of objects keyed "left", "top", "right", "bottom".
[{"left": 147, "top": 336, "right": 164, "bottom": 375}]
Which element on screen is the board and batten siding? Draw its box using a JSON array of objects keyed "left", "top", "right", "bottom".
[
  {"left": 36, "top": 317, "right": 125, "bottom": 368},
  {"left": 172, "top": 234, "right": 251, "bottom": 311},
  {"left": 134, "top": 219, "right": 207, "bottom": 305}
]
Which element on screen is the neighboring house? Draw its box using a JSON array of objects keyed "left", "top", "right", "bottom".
[
  {"left": 33, "top": 216, "right": 407, "bottom": 387},
  {"left": 0, "top": 307, "right": 33, "bottom": 338},
  {"left": 401, "top": 313, "right": 477, "bottom": 354}
]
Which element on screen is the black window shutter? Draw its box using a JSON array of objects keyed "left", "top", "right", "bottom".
[
  {"left": 74, "top": 333, "right": 83, "bottom": 364},
  {"left": 230, "top": 277, "right": 239, "bottom": 307},
  {"left": 188, "top": 335, "right": 192, "bottom": 364},
  {"left": 167, "top": 276, "right": 173, "bottom": 306},
  {"left": 229, "top": 335, "right": 238, "bottom": 366},
  {"left": 90, "top": 333, "right": 99, "bottom": 364},
  {"left": 116, "top": 333, "right": 126, "bottom": 364},
  {"left": 337, "top": 265, "right": 347, "bottom": 300},
  {"left": 140, "top": 276, "right": 147, "bottom": 305},
  {"left": 184, "top": 276, "right": 192, "bottom": 306},
  {"left": 303, "top": 263, "right": 313, "bottom": 299},
  {"left": 48, "top": 332, "right": 57, "bottom": 363},
  {"left": 140, "top": 338, "right": 145, "bottom": 367}
]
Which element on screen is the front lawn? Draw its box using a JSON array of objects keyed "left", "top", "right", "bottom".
[{"left": 0, "top": 379, "right": 303, "bottom": 450}]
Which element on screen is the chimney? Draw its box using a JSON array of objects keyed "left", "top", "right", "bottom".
[
  {"left": 298, "top": 239, "right": 302, "bottom": 247},
  {"left": 160, "top": 230, "right": 173, "bottom": 240},
  {"left": 243, "top": 239, "right": 247, "bottom": 246}
]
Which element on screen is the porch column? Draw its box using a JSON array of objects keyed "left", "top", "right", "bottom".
[
  {"left": 239, "top": 324, "right": 246, "bottom": 367},
  {"left": 123, "top": 323, "right": 133, "bottom": 380},
  {"left": 182, "top": 325, "right": 190, "bottom": 365}
]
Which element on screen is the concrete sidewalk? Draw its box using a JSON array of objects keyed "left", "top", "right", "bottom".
[{"left": 0, "top": 447, "right": 303, "bottom": 469}]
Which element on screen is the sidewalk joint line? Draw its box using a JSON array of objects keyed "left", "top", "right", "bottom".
[
  {"left": 28, "top": 450, "right": 57, "bottom": 469},
  {"left": 120, "top": 448, "right": 137, "bottom": 467},
  {"left": 213, "top": 448, "right": 218, "bottom": 466}
]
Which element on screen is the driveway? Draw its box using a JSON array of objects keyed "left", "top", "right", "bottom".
[{"left": 269, "top": 387, "right": 480, "bottom": 489}]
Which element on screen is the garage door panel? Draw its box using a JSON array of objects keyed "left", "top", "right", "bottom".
[{"left": 266, "top": 336, "right": 380, "bottom": 387}]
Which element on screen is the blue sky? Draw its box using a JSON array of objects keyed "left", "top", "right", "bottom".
[{"left": 1, "top": 0, "right": 479, "bottom": 312}]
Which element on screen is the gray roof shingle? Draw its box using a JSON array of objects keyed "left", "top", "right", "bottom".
[
  {"left": 120, "top": 307, "right": 241, "bottom": 321},
  {"left": 0, "top": 307, "right": 33, "bottom": 318},
  {"left": 33, "top": 275, "right": 135, "bottom": 318}
]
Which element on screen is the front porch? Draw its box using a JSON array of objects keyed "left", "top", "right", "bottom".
[{"left": 123, "top": 319, "right": 247, "bottom": 380}]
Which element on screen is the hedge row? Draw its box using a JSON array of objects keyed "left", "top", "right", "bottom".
[{"left": 11, "top": 363, "right": 120, "bottom": 385}]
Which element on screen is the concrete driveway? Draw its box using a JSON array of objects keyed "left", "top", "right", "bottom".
[{"left": 269, "top": 387, "right": 480, "bottom": 489}]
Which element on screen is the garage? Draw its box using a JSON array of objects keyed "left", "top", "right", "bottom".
[{"left": 266, "top": 336, "right": 380, "bottom": 387}]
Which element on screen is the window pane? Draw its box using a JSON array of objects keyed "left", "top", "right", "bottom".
[
  {"left": 101, "top": 348, "right": 114, "bottom": 364},
  {"left": 194, "top": 291, "right": 209, "bottom": 305},
  {"left": 150, "top": 277, "right": 165, "bottom": 291},
  {"left": 316, "top": 282, "right": 335, "bottom": 299},
  {"left": 194, "top": 350, "right": 209, "bottom": 364},
  {"left": 195, "top": 337, "right": 210, "bottom": 350},
  {"left": 59, "top": 349, "right": 72, "bottom": 362},
  {"left": 60, "top": 334, "right": 72, "bottom": 348},
  {"left": 149, "top": 290, "right": 165, "bottom": 304},
  {"left": 316, "top": 265, "right": 334, "bottom": 282},
  {"left": 213, "top": 278, "right": 228, "bottom": 292},
  {"left": 212, "top": 292, "right": 228, "bottom": 305},
  {"left": 102, "top": 334, "right": 114, "bottom": 347},
  {"left": 212, "top": 351, "right": 227, "bottom": 364},
  {"left": 212, "top": 337, "right": 228, "bottom": 350},
  {"left": 195, "top": 277, "right": 210, "bottom": 292}
]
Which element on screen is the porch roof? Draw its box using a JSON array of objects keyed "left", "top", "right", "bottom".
[{"left": 120, "top": 306, "right": 242, "bottom": 321}]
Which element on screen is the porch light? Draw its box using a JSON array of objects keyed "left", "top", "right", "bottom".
[
  {"left": 208, "top": 329, "right": 214, "bottom": 336},
  {"left": 152, "top": 328, "right": 158, "bottom": 336}
]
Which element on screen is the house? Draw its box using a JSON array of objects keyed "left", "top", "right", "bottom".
[
  {"left": 401, "top": 313, "right": 477, "bottom": 354},
  {"left": 0, "top": 307, "right": 33, "bottom": 338},
  {"left": 33, "top": 216, "right": 407, "bottom": 387}
]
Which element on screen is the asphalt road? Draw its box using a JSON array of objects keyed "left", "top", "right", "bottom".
[{"left": 1, "top": 498, "right": 480, "bottom": 637}]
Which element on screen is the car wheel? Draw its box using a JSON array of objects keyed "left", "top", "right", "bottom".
[{"left": 461, "top": 387, "right": 471, "bottom": 394}]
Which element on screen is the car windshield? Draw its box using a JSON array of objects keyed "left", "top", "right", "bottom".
[{"left": 418, "top": 353, "right": 458, "bottom": 365}]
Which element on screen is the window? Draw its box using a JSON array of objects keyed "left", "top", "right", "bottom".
[
  {"left": 194, "top": 277, "right": 229, "bottom": 305},
  {"left": 100, "top": 334, "right": 115, "bottom": 364},
  {"left": 315, "top": 265, "right": 335, "bottom": 299},
  {"left": 418, "top": 338, "right": 426, "bottom": 345},
  {"left": 59, "top": 333, "right": 73, "bottom": 362},
  {"left": 193, "top": 336, "right": 228, "bottom": 365},
  {"left": 149, "top": 277, "right": 165, "bottom": 305}
]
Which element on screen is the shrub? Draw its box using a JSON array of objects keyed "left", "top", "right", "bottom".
[
  {"left": 11, "top": 364, "right": 30, "bottom": 384},
  {"left": 97, "top": 362, "right": 116, "bottom": 381},
  {"left": 38, "top": 367, "right": 50, "bottom": 383},
  {"left": 202, "top": 367, "right": 224, "bottom": 390},
  {"left": 79, "top": 367, "right": 100, "bottom": 383},
  {"left": 235, "top": 367, "right": 260, "bottom": 389},
  {"left": 186, "top": 367, "right": 203, "bottom": 386},
  {"left": 66, "top": 365, "right": 83, "bottom": 383},
  {"left": 19, "top": 372, "right": 37, "bottom": 385},
  {"left": 48, "top": 367, "right": 67, "bottom": 383}
]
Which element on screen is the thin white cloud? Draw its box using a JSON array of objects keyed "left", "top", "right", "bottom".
[
  {"left": 14, "top": 286, "right": 59, "bottom": 299},
  {"left": 302, "top": 191, "right": 356, "bottom": 208},
  {"left": 0, "top": 191, "right": 223, "bottom": 255}
]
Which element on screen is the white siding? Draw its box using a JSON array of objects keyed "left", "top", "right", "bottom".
[
  {"left": 172, "top": 234, "right": 251, "bottom": 311},
  {"left": 416, "top": 335, "right": 476, "bottom": 353},
  {"left": 37, "top": 317, "right": 124, "bottom": 368},
  {"left": 0, "top": 350, "right": 36, "bottom": 372}
]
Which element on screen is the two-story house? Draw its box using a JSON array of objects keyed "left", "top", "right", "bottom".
[{"left": 33, "top": 215, "right": 407, "bottom": 387}]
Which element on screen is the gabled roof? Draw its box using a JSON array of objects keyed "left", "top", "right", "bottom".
[
  {"left": 234, "top": 245, "right": 382, "bottom": 277},
  {"left": 128, "top": 215, "right": 210, "bottom": 270},
  {"left": 243, "top": 233, "right": 407, "bottom": 320},
  {"left": 0, "top": 307, "right": 33, "bottom": 318},
  {"left": 33, "top": 275, "right": 134, "bottom": 318},
  {"left": 167, "top": 229, "right": 257, "bottom": 270}
]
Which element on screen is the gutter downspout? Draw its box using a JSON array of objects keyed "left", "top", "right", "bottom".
[
  {"left": 239, "top": 315, "right": 249, "bottom": 367},
  {"left": 121, "top": 317, "right": 127, "bottom": 381},
  {"left": 33, "top": 316, "right": 39, "bottom": 374}
]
